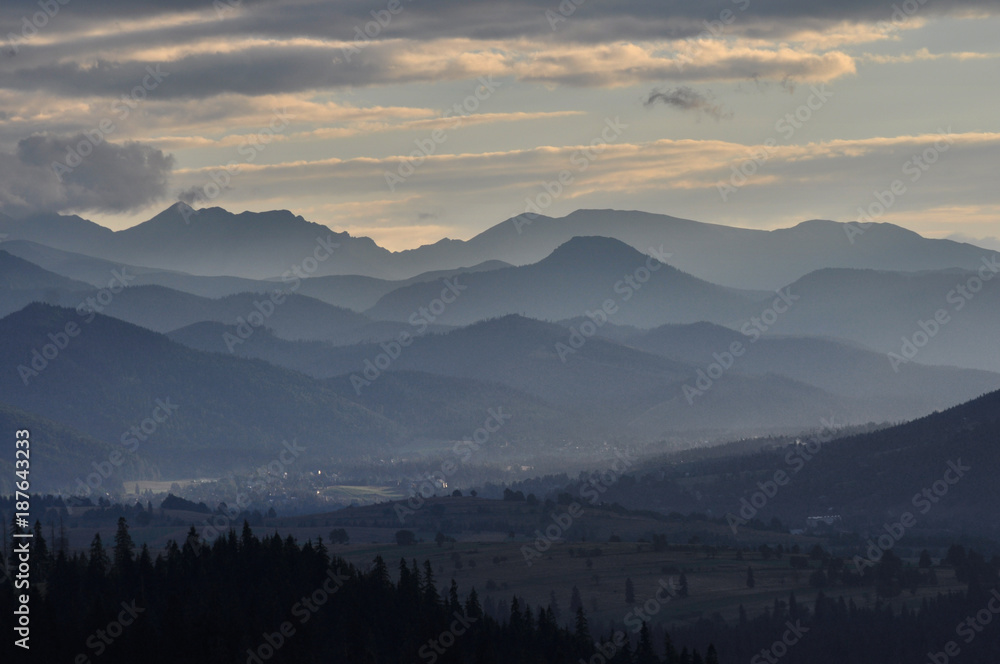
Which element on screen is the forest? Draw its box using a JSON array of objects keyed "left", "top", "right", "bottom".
[{"left": 3, "top": 517, "right": 1000, "bottom": 663}]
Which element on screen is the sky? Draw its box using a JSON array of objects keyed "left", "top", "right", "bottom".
[{"left": 0, "top": 0, "right": 998, "bottom": 251}]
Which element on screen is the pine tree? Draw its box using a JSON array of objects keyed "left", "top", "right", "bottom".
[
  {"left": 574, "top": 605, "right": 590, "bottom": 644},
  {"left": 58, "top": 516, "right": 68, "bottom": 554},
  {"left": 372, "top": 555, "right": 390, "bottom": 587},
  {"left": 449, "top": 579, "right": 461, "bottom": 613},
  {"left": 88, "top": 533, "right": 109, "bottom": 578},
  {"left": 465, "top": 587, "right": 483, "bottom": 619},
  {"left": 635, "top": 622, "right": 658, "bottom": 664},
  {"left": 570, "top": 584, "right": 583, "bottom": 614},
  {"left": 549, "top": 589, "right": 562, "bottom": 624},
  {"left": 509, "top": 596, "right": 524, "bottom": 632},
  {"left": 33, "top": 520, "right": 49, "bottom": 567},
  {"left": 664, "top": 632, "right": 680, "bottom": 664},
  {"left": 399, "top": 557, "right": 412, "bottom": 592},
  {"left": 113, "top": 517, "right": 135, "bottom": 574},
  {"left": 422, "top": 559, "right": 439, "bottom": 605}
]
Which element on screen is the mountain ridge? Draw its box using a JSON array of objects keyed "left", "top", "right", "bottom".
[{"left": 1, "top": 205, "right": 993, "bottom": 288}]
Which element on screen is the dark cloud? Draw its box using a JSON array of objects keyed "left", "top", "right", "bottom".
[
  {"left": 176, "top": 186, "right": 204, "bottom": 206},
  {"left": 3, "top": 0, "right": 998, "bottom": 43},
  {"left": 0, "top": 0, "right": 994, "bottom": 100},
  {"left": 644, "top": 86, "right": 733, "bottom": 121},
  {"left": 0, "top": 48, "right": 410, "bottom": 98},
  {"left": 0, "top": 134, "right": 174, "bottom": 217}
]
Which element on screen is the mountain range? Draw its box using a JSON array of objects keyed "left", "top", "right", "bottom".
[
  {"left": 2, "top": 204, "right": 999, "bottom": 492},
  {"left": 2, "top": 205, "right": 995, "bottom": 289}
]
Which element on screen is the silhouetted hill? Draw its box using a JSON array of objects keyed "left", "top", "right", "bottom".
[
  {"left": 3, "top": 205, "right": 992, "bottom": 287},
  {"left": 394, "top": 208, "right": 995, "bottom": 289},
  {"left": 96, "top": 285, "right": 373, "bottom": 341},
  {"left": 626, "top": 321, "right": 1000, "bottom": 418},
  {"left": 0, "top": 401, "right": 136, "bottom": 494},
  {"left": 216, "top": 314, "right": 874, "bottom": 438},
  {"left": 602, "top": 389, "right": 1000, "bottom": 533},
  {"left": 325, "top": 370, "right": 604, "bottom": 449},
  {"left": 367, "top": 237, "right": 759, "bottom": 327},
  {"left": 0, "top": 303, "right": 401, "bottom": 479},
  {"left": 764, "top": 266, "right": 1000, "bottom": 371},
  {"left": 0, "top": 250, "right": 96, "bottom": 318}
]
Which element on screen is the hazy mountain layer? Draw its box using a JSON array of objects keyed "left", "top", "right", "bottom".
[{"left": 2, "top": 205, "right": 992, "bottom": 289}]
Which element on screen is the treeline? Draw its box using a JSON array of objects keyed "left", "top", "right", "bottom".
[
  {"left": 3, "top": 519, "right": 1000, "bottom": 663},
  {"left": 2, "top": 518, "right": 716, "bottom": 663}
]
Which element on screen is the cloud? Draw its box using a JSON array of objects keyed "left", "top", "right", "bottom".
[
  {"left": 5, "top": 0, "right": 997, "bottom": 48},
  {"left": 860, "top": 48, "right": 1000, "bottom": 64},
  {"left": 0, "top": 37, "right": 859, "bottom": 103},
  {"left": 644, "top": 86, "right": 733, "bottom": 121},
  {"left": 0, "top": 134, "right": 173, "bottom": 216},
  {"left": 161, "top": 130, "right": 1000, "bottom": 238}
]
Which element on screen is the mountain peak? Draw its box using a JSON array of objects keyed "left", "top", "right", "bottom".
[{"left": 543, "top": 235, "right": 650, "bottom": 265}]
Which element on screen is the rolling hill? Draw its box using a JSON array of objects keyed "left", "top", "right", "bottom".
[
  {"left": 0, "top": 303, "right": 402, "bottom": 480},
  {"left": 366, "top": 236, "right": 761, "bottom": 328},
  {"left": 761, "top": 266, "right": 1000, "bottom": 371},
  {"left": 625, "top": 321, "right": 1000, "bottom": 415},
  {"left": 171, "top": 313, "right": 873, "bottom": 439},
  {"left": 600, "top": 388, "right": 1000, "bottom": 534}
]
